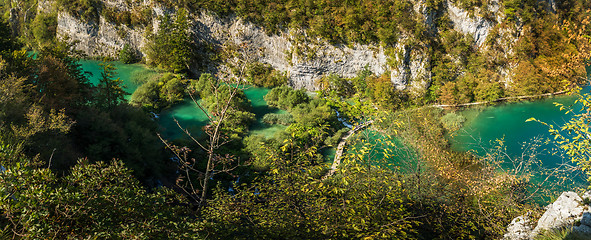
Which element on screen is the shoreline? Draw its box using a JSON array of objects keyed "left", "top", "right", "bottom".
[{"left": 433, "top": 89, "right": 572, "bottom": 109}]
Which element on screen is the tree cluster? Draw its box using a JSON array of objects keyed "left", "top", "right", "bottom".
[{"left": 131, "top": 73, "right": 187, "bottom": 111}]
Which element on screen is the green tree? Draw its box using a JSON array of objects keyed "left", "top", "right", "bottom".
[
  {"left": 119, "top": 44, "right": 139, "bottom": 64},
  {"left": 0, "top": 20, "right": 21, "bottom": 56},
  {"left": 145, "top": 8, "right": 196, "bottom": 73},
  {"left": 0, "top": 159, "right": 197, "bottom": 239},
  {"left": 264, "top": 85, "right": 310, "bottom": 110},
  {"left": 130, "top": 79, "right": 161, "bottom": 110},
  {"left": 31, "top": 13, "right": 57, "bottom": 48},
  {"left": 96, "top": 61, "right": 128, "bottom": 109}
]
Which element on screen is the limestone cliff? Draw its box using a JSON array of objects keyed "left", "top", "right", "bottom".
[{"left": 49, "top": 0, "right": 514, "bottom": 93}]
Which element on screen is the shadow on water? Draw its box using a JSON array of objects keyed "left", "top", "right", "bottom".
[
  {"left": 242, "top": 87, "right": 288, "bottom": 138},
  {"left": 158, "top": 99, "right": 210, "bottom": 141}
]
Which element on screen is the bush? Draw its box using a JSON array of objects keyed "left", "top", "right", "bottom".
[
  {"left": 245, "top": 62, "right": 287, "bottom": 87},
  {"left": 119, "top": 44, "right": 139, "bottom": 64},
  {"left": 262, "top": 113, "right": 294, "bottom": 125},
  {"left": 264, "top": 85, "right": 309, "bottom": 110},
  {"left": 57, "top": 0, "right": 102, "bottom": 22},
  {"left": 440, "top": 112, "right": 466, "bottom": 132},
  {"left": 31, "top": 13, "right": 57, "bottom": 47},
  {"left": 130, "top": 73, "right": 186, "bottom": 110}
]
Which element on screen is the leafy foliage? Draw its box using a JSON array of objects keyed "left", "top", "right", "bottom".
[
  {"left": 440, "top": 112, "right": 466, "bottom": 132},
  {"left": 57, "top": 0, "right": 102, "bottom": 22},
  {"left": 0, "top": 159, "right": 197, "bottom": 239},
  {"left": 203, "top": 160, "right": 416, "bottom": 239},
  {"left": 131, "top": 73, "right": 186, "bottom": 111},
  {"left": 31, "top": 13, "right": 58, "bottom": 48},
  {"left": 263, "top": 85, "right": 309, "bottom": 110},
  {"left": 145, "top": 8, "right": 196, "bottom": 74},
  {"left": 0, "top": 20, "right": 21, "bottom": 56},
  {"left": 119, "top": 44, "right": 140, "bottom": 64},
  {"left": 187, "top": 0, "right": 419, "bottom": 45},
  {"left": 96, "top": 60, "right": 128, "bottom": 109},
  {"left": 245, "top": 62, "right": 287, "bottom": 87},
  {"left": 262, "top": 112, "right": 294, "bottom": 125}
]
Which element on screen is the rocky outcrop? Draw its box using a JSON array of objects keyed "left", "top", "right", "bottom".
[
  {"left": 446, "top": 0, "right": 501, "bottom": 47},
  {"left": 57, "top": 5, "right": 391, "bottom": 90},
  {"left": 51, "top": 0, "right": 512, "bottom": 92},
  {"left": 57, "top": 12, "right": 147, "bottom": 58},
  {"left": 504, "top": 214, "right": 534, "bottom": 240},
  {"left": 504, "top": 191, "right": 591, "bottom": 240},
  {"left": 193, "top": 12, "right": 390, "bottom": 90},
  {"left": 531, "top": 192, "right": 587, "bottom": 236}
]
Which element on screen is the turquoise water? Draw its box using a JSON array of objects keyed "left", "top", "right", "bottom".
[
  {"left": 452, "top": 87, "right": 591, "bottom": 189},
  {"left": 243, "top": 87, "right": 288, "bottom": 138},
  {"left": 346, "top": 129, "right": 418, "bottom": 170},
  {"left": 78, "top": 60, "right": 159, "bottom": 99},
  {"left": 77, "top": 59, "right": 289, "bottom": 140},
  {"left": 158, "top": 99, "right": 210, "bottom": 140}
]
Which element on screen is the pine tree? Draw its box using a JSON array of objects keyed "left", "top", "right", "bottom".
[{"left": 97, "top": 61, "right": 127, "bottom": 109}]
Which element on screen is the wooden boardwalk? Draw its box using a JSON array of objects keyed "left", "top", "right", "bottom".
[
  {"left": 432, "top": 90, "right": 568, "bottom": 108},
  {"left": 322, "top": 120, "right": 374, "bottom": 180}
]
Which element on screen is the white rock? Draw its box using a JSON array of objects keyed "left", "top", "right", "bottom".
[
  {"left": 503, "top": 215, "right": 533, "bottom": 240},
  {"left": 531, "top": 192, "right": 585, "bottom": 237},
  {"left": 447, "top": 2, "right": 495, "bottom": 47}
]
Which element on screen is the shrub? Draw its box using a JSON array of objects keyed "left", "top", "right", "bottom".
[
  {"left": 440, "top": 112, "right": 466, "bottom": 132},
  {"left": 262, "top": 113, "right": 294, "bottom": 125},
  {"left": 119, "top": 44, "right": 139, "bottom": 64},
  {"left": 31, "top": 13, "right": 57, "bottom": 47},
  {"left": 245, "top": 62, "right": 287, "bottom": 87},
  {"left": 264, "top": 85, "right": 309, "bottom": 110}
]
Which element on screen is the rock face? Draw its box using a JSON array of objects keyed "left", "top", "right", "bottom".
[
  {"left": 504, "top": 191, "right": 591, "bottom": 240},
  {"left": 447, "top": 3, "right": 490, "bottom": 47},
  {"left": 192, "top": 13, "right": 389, "bottom": 90},
  {"left": 51, "top": 0, "right": 510, "bottom": 92},
  {"left": 531, "top": 192, "right": 586, "bottom": 236},
  {"left": 57, "top": 12, "right": 147, "bottom": 58}
]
